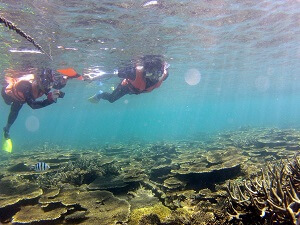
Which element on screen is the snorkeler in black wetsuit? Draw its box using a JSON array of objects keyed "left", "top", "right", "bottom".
[
  {"left": 1, "top": 68, "right": 67, "bottom": 140},
  {"left": 85, "top": 55, "right": 170, "bottom": 103}
]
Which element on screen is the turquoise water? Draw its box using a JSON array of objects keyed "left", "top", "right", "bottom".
[{"left": 0, "top": 0, "right": 299, "bottom": 150}]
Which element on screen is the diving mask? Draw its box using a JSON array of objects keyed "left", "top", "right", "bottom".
[
  {"left": 145, "top": 68, "right": 163, "bottom": 79},
  {"left": 145, "top": 62, "right": 169, "bottom": 79},
  {"left": 39, "top": 68, "right": 54, "bottom": 91},
  {"left": 53, "top": 74, "right": 67, "bottom": 89}
]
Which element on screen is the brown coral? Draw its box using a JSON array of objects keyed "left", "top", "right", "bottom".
[
  {"left": 12, "top": 205, "right": 67, "bottom": 224},
  {"left": 39, "top": 188, "right": 130, "bottom": 225},
  {"left": 226, "top": 155, "right": 300, "bottom": 224}
]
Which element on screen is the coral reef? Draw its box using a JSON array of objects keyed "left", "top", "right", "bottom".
[
  {"left": 226, "top": 154, "right": 300, "bottom": 225},
  {"left": 128, "top": 185, "right": 160, "bottom": 210},
  {"left": 39, "top": 188, "right": 130, "bottom": 224},
  {"left": 0, "top": 127, "right": 299, "bottom": 224},
  {"left": 0, "top": 177, "right": 43, "bottom": 222},
  {"left": 37, "top": 154, "right": 120, "bottom": 187},
  {"left": 139, "top": 213, "right": 161, "bottom": 225},
  {"left": 129, "top": 203, "right": 171, "bottom": 225},
  {"left": 12, "top": 205, "right": 67, "bottom": 224}
]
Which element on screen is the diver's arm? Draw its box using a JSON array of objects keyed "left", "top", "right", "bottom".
[
  {"left": 25, "top": 95, "right": 54, "bottom": 109},
  {"left": 18, "top": 82, "right": 55, "bottom": 109}
]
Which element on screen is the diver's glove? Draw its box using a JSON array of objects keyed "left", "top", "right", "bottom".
[
  {"left": 3, "top": 127, "right": 10, "bottom": 139},
  {"left": 47, "top": 90, "right": 60, "bottom": 103}
]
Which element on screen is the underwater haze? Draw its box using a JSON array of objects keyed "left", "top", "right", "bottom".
[{"left": 0, "top": 0, "right": 299, "bottom": 150}]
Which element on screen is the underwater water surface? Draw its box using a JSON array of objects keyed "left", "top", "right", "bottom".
[{"left": 0, "top": 0, "right": 299, "bottom": 149}]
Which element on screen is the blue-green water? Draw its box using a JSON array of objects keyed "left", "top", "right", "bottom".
[{"left": 0, "top": 0, "right": 299, "bottom": 150}]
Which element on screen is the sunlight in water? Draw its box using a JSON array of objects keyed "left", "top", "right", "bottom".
[
  {"left": 25, "top": 115, "right": 40, "bottom": 132},
  {"left": 184, "top": 68, "right": 201, "bottom": 86}
]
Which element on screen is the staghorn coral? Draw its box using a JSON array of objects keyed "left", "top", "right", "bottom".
[
  {"left": 287, "top": 155, "right": 300, "bottom": 190},
  {"left": 226, "top": 155, "right": 300, "bottom": 225}
]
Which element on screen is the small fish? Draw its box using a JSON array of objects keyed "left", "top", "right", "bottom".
[{"left": 31, "top": 162, "right": 50, "bottom": 172}]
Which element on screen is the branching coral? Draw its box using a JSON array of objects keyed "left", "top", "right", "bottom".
[
  {"left": 226, "top": 155, "right": 300, "bottom": 224},
  {"left": 37, "top": 156, "right": 120, "bottom": 187}
]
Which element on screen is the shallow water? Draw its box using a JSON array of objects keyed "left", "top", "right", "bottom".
[
  {"left": 0, "top": 0, "right": 299, "bottom": 149},
  {"left": 0, "top": 1, "right": 300, "bottom": 224}
]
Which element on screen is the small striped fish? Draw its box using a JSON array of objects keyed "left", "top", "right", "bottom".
[{"left": 31, "top": 162, "right": 50, "bottom": 172}]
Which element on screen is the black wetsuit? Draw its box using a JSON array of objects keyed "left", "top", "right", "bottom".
[
  {"left": 1, "top": 80, "right": 54, "bottom": 138},
  {"left": 97, "top": 66, "right": 161, "bottom": 103}
]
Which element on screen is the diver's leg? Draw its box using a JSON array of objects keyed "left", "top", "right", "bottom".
[
  {"left": 3, "top": 102, "right": 23, "bottom": 138},
  {"left": 89, "top": 84, "right": 130, "bottom": 103},
  {"left": 98, "top": 84, "right": 130, "bottom": 103}
]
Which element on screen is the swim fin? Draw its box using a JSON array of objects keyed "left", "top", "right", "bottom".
[
  {"left": 88, "top": 95, "right": 100, "bottom": 104},
  {"left": 2, "top": 134, "right": 12, "bottom": 153},
  {"left": 57, "top": 68, "right": 82, "bottom": 79}
]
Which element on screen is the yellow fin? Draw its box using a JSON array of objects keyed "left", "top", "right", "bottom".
[{"left": 2, "top": 135, "right": 12, "bottom": 153}]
